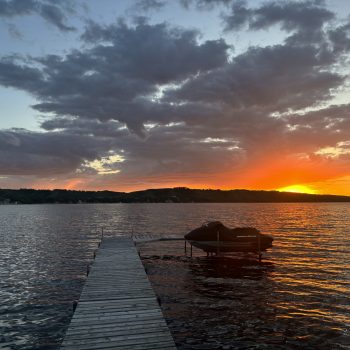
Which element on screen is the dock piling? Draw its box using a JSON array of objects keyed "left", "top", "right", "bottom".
[{"left": 257, "top": 233, "right": 262, "bottom": 263}]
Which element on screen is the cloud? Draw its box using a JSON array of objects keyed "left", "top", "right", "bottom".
[
  {"left": 6, "top": 22, "right": 22, "bottom": 38},
  {"left": 0, "top": 2, "right": 350, "bottom": 192},
  {"left": 0, "top": 56, "right": 44, "bottom": 91},
  {"left": 0, "top": 128, "right": 122, "bottom": 176},
  {"left": 167, "top": 43, "right": 344, "bottom": 112},
  {"left": 197, "top": 0, "right": 333, "bottom": 34},
  {"left": 80, "top": 19, "right": 229, "bottom": 84},
  {"left": 221, "top": 0, "right": 250, "bottom": 30},
  {"left": 132, "top": 0, "right": 166, "bottom": 11},
  {"left": 179, "top": 0, "right": 334, "bottom": 35},
  {"left": 179, "top": 0, "right": 232, "bottom": 10},
  {"left": 0, "top": 19, "right": 229, "bottom": 135},
  {"left": 39, "top": 2, "right": 75, "bottom": 31},
  {"left": 0, "top": 0, "right": 36, "bottom": 17},
  {"left": 328, "top": 20, "right": 350, "bottom": 54},
  {"left": 0, "top": 0, "right": 75, "bottom": 31}
]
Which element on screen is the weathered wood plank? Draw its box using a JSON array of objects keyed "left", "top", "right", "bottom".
[
  {"left": 62, "top": 332, "right": 175, "bottom": 346},
  {"left": 65, "top": 321, "right": 169, "bottom": 335},
  {"left": 65, "top": 324, "right": 171, "bottom": 338},
  {"left": 61, "top": 340, "right": 176, "bottom": 350},
  {"left": 61, "top": 339, "right": 176, "bottom": 350},
  {"left": 60, "top": 236, "right": 176, "bottom": 350}
]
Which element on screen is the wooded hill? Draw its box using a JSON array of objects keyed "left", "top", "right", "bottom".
[{"left": 1, "top": 187, "right": 350, "bottom": 204}]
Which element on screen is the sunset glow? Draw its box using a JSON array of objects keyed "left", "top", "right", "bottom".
[{"left": 277, "top": 185, "right": 317, "bottom": 194}]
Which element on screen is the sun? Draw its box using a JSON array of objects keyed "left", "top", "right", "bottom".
[{"left": 277, "top": 184, "right": 317, "bottom": 194}]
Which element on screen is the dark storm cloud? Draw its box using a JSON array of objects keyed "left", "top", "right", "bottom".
[{"left": 0, "top": 0, "right": 75, "bottom": 31}]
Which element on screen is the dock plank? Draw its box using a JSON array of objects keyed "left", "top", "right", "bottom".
[{"left": 60, "top": 237, "right": 176, "bottom": 350}]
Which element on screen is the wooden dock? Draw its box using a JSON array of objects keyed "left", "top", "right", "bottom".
[
  {"left": 132, "top": 234, "right": 184, "bottom": 243},
  {"left": 60, "top": 236, "right": 177, "bottom": 350}
]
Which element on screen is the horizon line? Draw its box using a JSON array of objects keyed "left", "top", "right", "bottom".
[{"left": 1, "top": 186, "right": 349, "bottom": 198}]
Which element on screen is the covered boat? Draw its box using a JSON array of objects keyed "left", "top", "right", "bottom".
[{"left": 184, "top": 221, "right": 273, "bottom": 254}]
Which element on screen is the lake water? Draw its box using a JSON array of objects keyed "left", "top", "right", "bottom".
[{"left": 0, "top": 203, "right": 349, "bottom": 349}]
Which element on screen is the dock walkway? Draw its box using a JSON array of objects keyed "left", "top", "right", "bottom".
[{"left": 61, "top": 236, "right": 176, "bottom": 350}]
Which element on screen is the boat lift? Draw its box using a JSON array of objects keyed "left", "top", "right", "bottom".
[{"left": 132, "top": 232, "right": 265, "bottom": 262}]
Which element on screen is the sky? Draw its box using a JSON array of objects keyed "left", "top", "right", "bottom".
[{"left": 0, "top": 0, "right": 350, "bottom": 195}]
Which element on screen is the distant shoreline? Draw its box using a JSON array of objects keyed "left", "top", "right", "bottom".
[{"left": 1, "top": 187, "right": 350, "bottom": 204}]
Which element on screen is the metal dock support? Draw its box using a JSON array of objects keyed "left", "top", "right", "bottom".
[{"left": 60, "top": 237, "right": 176, "bottom": 350}]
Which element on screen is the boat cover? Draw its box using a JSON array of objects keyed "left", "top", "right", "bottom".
[{"left": 185, "top": 221, "right": 261, "bottom": 241}]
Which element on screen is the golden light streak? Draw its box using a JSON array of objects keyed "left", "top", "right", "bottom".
[{"left": 277, "top": 185, "right": 317, "bottom": 194}]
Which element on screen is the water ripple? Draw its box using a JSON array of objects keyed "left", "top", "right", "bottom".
[{"left": 0, "top": 203, "right": 349, "bottom": 349}]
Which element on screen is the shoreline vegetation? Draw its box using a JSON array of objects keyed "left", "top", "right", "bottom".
[{"left": 0, "top": 187, "right": 350, "bottom": 204}]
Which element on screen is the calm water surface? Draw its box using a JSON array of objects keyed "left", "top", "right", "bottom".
[{"left": 0, "top": 203, "right": 349, "bottom": 349}]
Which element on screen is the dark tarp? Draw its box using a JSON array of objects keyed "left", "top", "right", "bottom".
[{"left": 184, "top": 221, "right": 261, "bottom": 241}]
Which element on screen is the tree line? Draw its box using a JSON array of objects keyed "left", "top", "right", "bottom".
[{"left": 1, "top": 187, "right": 350, "bottom": 204}]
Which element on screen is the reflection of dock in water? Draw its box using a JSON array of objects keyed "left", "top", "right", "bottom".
[{"left": 60, "top": 236, "right": 176, "bottom": 350}]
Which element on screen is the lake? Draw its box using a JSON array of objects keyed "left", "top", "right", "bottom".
[{"left": 0, "top": 203, "right": 349, "bottom": 349}]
